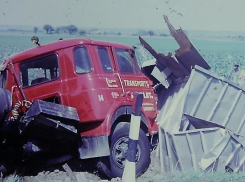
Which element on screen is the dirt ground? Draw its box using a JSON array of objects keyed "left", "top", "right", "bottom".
[{"left": 22, "top": 148, "right": 161, "bottom": 182}]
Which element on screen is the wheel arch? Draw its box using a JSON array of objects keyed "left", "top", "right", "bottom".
[{"left": 110, "top": 106, "right": 149, "bottom": 136}]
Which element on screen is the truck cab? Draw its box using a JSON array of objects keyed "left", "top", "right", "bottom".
[{"left": 0, "top": 37, "right": 158, "bottom": 178}]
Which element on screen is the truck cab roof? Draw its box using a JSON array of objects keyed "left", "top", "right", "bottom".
[{"left": 10, "top": 38, "right": 131, "bottom": 63}]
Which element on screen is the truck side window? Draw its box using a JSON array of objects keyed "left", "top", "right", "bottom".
[
  {"left": 115, "top": 48, "right": 138, "bottom": 74},
  {"left": 131, "top": 49, "right": 141, "bottom": 74},
  {"left": 74, "top": 47, "right": 92, "bottom": 74},
  {"left": 97, "top": 47, "right": 113, "bottom": 73},
  {"left": 20, "top": 54, "right": 59, "bottom": 87}
]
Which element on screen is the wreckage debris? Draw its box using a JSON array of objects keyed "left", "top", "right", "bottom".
[
  {"left": 140, "top": 15, "right": 245, "bottom": 174},
  {"left": 140, "top": 15, "right": 210, "bottom": 89},
  {"left": 159, "top": 127, "right": 245, "bottom": 173},
  {"left": 157, "top": 66, "right": 245, "bottom": 173}
]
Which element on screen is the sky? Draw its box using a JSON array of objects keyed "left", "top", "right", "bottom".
[{"left": 0, "top": 0, "right": 245, "bottom": 32}]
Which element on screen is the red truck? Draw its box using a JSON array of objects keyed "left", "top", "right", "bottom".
[{"left": 0, "top": 36, "right": 158, "bottom": 178}]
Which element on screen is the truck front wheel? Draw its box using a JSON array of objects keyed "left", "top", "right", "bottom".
[{"left": 97, "top": 122, "right": 151, "bottom": 179}]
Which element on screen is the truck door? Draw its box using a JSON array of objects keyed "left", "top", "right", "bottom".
[
  {"left": 95, "top": 46, "right": 124, "bottom": 102},
  {"left": 112, "top": 48, "right": 154, "bottom": 103}
]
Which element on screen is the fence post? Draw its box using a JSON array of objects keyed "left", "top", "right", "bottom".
[{"left": 122, "top": 92, "right": 143, "bottom": 182}]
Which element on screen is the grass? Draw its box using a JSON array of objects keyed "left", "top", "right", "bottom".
[
  {"left": 0, "top": 174, "right": 23, "bottom": 182},
  {"left": 139, "top": 170, "right": 245, "bottom": 182},
  {"left": 3, "top": 170, "right": 245, "bottom": 182}
]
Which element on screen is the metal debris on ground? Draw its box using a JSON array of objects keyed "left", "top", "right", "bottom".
[
  {"left": 62, "top": 163, "right": 88, "bottom": 182},
  {"left": 62, "top": 163, "right": 78, "bottom": 182}
]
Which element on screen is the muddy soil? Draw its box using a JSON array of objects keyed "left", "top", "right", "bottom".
[{"left": 22, "top": 149, "right": 161, "bottom": 182}]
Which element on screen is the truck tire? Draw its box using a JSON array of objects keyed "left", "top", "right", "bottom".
[{"left": 97, "top": 122, "right": 151, "bottom": 179}]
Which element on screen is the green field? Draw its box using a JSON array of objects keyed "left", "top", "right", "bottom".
[{"left": 1, "top": 32, "right": 245, "bottom": 81}]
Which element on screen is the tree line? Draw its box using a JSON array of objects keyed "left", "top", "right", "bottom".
[
  {"left": 34, "top": 24, "right": 120, "bottom": 36},
  {"left": 33, "top": 24, "right": 87, "bottom": 35},
  {"left": 33, "top": 24, "right": 168, "bottom": 37}
]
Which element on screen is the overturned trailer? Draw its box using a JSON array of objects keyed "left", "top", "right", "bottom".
[
  {"left": 157, "top": 66, "right": 245, "bottom": 173},
  {"left": 141, "top": 15, "right": 245, "bottom": 173}
]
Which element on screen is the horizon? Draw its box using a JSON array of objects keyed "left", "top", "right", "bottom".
[{"left": 1, "top": 24, "right": 245, "bottom": 39}]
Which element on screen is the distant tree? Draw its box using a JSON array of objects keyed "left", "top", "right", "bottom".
[
  {"left": 79, "top": 30, "right": 86, "bottom": 36},
  {"left": 49, "top": 27, "right": 54, "bottom": 34},
  {"left": 238, "top": 35, "right": 244, "bottom": 40},
  {"left": 55, "top": 27, "right": 60, "bottom": 34},
  {"left": 43, "top": 24, "right": 54, "bottom": 34},
  {"left": 148, "top": 30, "right": 154, "bottom": 36},
  {"left": 34, "top": 27, "right": 38, "bottom": 34},
  {"left": 117, "top": 32, "right": 121, "bottom": 36},
  {"left": 66, "top": 25, "right": 78, "bottom": 35}
]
